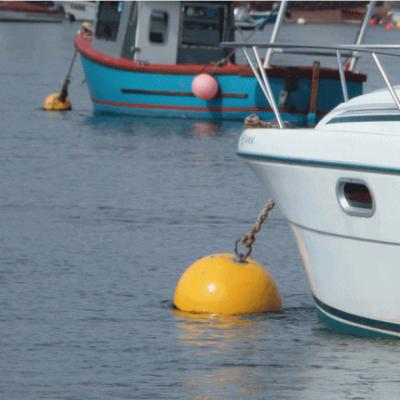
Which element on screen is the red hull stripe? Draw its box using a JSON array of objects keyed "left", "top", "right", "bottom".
[
  {"left": 75, "top": 33, "right": 366, "bottom": 82},
  {"left": 93, "top": 98, "right": 314, "bottom": 115}
]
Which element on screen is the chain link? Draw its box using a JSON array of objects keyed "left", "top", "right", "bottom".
[{"left": 235, "top": 200, "right": 275, "bottom": 263}]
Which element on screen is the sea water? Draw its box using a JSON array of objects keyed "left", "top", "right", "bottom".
[{"left": 1, "top": 21, "right": 400, "bottom": 400}]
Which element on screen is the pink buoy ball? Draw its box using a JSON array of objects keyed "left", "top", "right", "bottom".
[
  {"left": 192, "top": 74, "right": 219, "bottom": 100},
  {"left": 386, "top": 22, "right": 394, "bottom": 31}
]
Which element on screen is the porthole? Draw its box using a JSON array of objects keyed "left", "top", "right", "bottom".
[{"left": 336, "top": 179, "right": 375, "bottom": 217}]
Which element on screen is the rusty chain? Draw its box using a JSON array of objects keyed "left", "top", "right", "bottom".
[{"left": 235, "top": 199, "right": 275, "bottom": 263}]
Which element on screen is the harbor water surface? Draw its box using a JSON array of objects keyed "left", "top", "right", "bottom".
[{"left": 1, "top": 22, "right": 400, "bottom": 400}]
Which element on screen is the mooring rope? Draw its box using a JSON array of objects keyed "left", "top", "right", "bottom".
[
  {"left": 235, "top": 199, "right": 275, "bottom": 262},
  {"left": 59, "top": 48, "right": 78, "bottom": 102}
]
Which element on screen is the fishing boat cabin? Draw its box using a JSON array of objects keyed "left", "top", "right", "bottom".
[{"left": 93, "top": 1, "right": 235, "bottom": 65}]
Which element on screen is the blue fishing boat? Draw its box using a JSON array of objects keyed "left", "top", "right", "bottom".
[{"left": 75, "top": 1, "right": 367, "bottom": 124}]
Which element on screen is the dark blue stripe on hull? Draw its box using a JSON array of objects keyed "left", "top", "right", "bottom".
[
  {"left": 313, "top": 295, "right": 400, "bottom": 338},
  {"left": 327, "top": 114, "right": 400, "bottom": 124},
  {"left": 237, "top": 152, "right": 400, "bottom": 175}
]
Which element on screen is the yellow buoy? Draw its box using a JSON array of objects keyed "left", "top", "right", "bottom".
[
  {"left": 44, "top": 48, "right": 78, "bottom": 112},
  {"left": 174, "top": 253, "right": 282, "bottom": 314},
  {"left": 43, "top": 92, "right": 72, "bottom": 111}
]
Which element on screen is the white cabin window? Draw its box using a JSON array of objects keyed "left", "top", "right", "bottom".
[
  {"left": 177, "top": 3, "right": 234, "bottom": 64},
  {"left": 181, "top": 5, "right": 224, "bottom": 47},
  {"left": 336, "top": 179, "right": 374, "bottom": 217},
  {"left": 95, "top": 1, "right": 123, "bottom": 42},
  {"left": 149, "top": 11, "right": 169, "bottom": 44}
]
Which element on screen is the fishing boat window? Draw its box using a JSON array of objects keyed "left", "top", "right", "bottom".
[
  {"left": 181, "top": 5, "right": 224, "bottom": 47},
  {"left": 337, "top": 179, "right": 374, "bottom": 217},
  {"left": 149, "top": 11, "right": 169, "bottom": 44},
  {"left": 95, "top": 1, "right": 123, "bottom": 42}
]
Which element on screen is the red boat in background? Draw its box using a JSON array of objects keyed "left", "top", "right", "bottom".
[{"left": 0, "top": 1, "right": 64, "bottom": 22}]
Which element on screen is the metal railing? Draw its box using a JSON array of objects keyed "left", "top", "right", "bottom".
[
  {"left": 261, "top": 1, "right": 376, "bottom": 71},
  {"left": 221, "top": 42, "right": 400, "bottom": 128}
]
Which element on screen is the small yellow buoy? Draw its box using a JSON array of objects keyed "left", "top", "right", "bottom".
[
  {"left": 43, "top": 92, "right": 72, "bottom": 111},
  {"left": 43, "top": 48, "right": 78, "bottom": 112},
  {"left": 174, "top": 253, "right": 282, "bottom": 314}
]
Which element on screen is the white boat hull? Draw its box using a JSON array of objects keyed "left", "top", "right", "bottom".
[
  {"left": 294, "top": 225, "right": 400, "bottom": 337},
  {"left": 238, "top": 111, "right": 400, "bottom": 337},
  {"left": 63, "top": 1, "right": 96, "bottom": 21}
]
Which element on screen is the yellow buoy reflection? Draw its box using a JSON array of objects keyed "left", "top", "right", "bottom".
[{"left": 173, "top": 309, "right": 258, "bottom": 349}]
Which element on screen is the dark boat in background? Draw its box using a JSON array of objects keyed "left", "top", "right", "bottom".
[
  {"left": 286, "top": 1, "right": 390, "bottom": 24},
  {"left": 0, "top": 1, "right": 64, "bottom": 22}
]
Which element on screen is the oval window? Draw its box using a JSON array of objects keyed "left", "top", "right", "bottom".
[{"left": 337, "top": 179, "right": 374, "bottom": 217}]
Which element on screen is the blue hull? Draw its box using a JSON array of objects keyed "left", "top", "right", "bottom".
[{"left": 80, "top": 54, "right": 363, "bottom": 124}]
